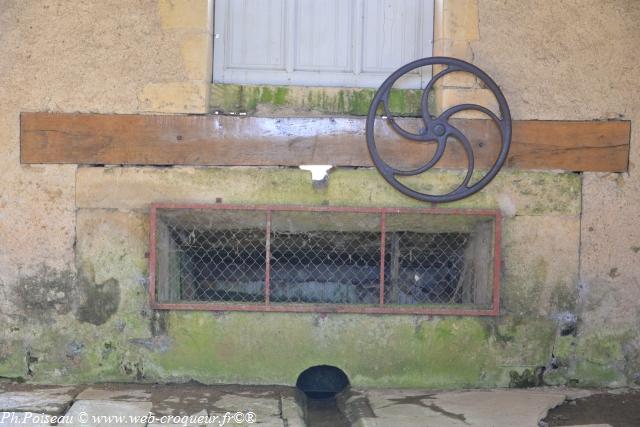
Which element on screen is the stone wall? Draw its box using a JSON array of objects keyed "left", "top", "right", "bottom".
[
  {"left": 0, "top": 0, "right": 211, "bottom": 379},
  {"left": 472, "top": 0, "right": 640, "bottom": 386},
  {"left": 0, "top": 0, "right": 637, "bottom": 388}
]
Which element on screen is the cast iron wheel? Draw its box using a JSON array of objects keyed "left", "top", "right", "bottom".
[{"left": 365, "top": 57, "right": 512, "bottom": 203}]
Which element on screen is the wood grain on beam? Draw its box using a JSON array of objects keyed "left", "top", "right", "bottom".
[{"left": 20, "top": 112, "right": 630, "bottom": 172}]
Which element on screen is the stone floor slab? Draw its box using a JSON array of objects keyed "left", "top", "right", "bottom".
[
  {"left": 147, "top": 408, "right": 208, "bottom": 427},
  {"left": 205, "top": 417, "right": 284, "bottom": 427},
  {"left": 0, "top": 412, "right": 53, "bottom": 426},
  {"left": 148, "top": 385, "right": 222, "bottom": 418},
  {"left": 213, "top": 394, "right": 280, "bottom": 418},
  {"left": 280, "top": 396, "right": 305, "bottom": 427},
  {"left": 352, "top": 388, "right": 568, "bottom": 427},
  {"left": 563, "top": 425, "right": 613, "bottom": 427},
  {"left": 65, "top": 400, "right": 152, "bottom": 427},
  {"left": 0, "top": 386, "right": 78, "bottom": 414},
  {"left": 76, "top": 385, "right": 153, "bottom": 402}
]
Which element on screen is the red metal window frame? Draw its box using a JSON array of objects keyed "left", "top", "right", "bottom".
[{"left": 149, "top": 203, "right": 502, "bottom": 316}]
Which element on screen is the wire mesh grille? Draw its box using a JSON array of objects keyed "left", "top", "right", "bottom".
[
  {"left": 153, "top": 206, "right": 497, "bottom": 312},
  {"left": 156, "top": 209, "right": 266, "bottom": 303},
  {"left": 270, "top": 231, "right": 381, "bottom": 304},
  {"left": 384, "top": 232, "right": 469, "bottom": 305}
]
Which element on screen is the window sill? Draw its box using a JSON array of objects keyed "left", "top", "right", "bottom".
[{"left": 209, "top": 83, "right": 427, "bottom": 116}]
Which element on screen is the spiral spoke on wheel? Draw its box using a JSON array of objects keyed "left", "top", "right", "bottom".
[
  {"left": 393, "top": 136, "right": 448, "bottom": 177},
  {"left": 365, "top": 57, "right": 512, "bottom": 203},
  {"left": 381, "top": 93, "right": 431, "bottom": 142},
  {"left": 439, "top": 103, "right": 503, "bottom": 125},
  {"left": 446, "top": 125, "right": 475, "bottom": 191},
  {"left": 420, "top": 65, "right": 461, "bottom": 126}
]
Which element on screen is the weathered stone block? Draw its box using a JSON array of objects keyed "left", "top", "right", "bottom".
[
  {"left": 501, "top": 215, "right": 580, "bottom": 317},
  {"left": 139, "top": 82, "right": 209, "bottom": 114},
  {"left": 439, "top": 0, "right": 480, "bottom": 42},
  {"left": 181, "top": 33, "right": 212, "bottom": 81},
  {"left": 75, "top": 167, "right": 580, "bottom": 216},
  {"left": 158, "top": 0, "right": 211, "bottom": 31}
]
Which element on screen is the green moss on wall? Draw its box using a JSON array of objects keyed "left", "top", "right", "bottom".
[
  {"left": 145, "top": 312, "right": 508, "bottom": 388},
  {"left": 572, "top": 332, "right": 633, "bottom": 386},
  {"left": 0, "top": 339, "right": 27, "bottom": 380},
  {"left": 210, "top": 84, "right": 425, "bottom": 116},
  {"left": 549, "top": 283, "right": 578, "bottom": 313}
]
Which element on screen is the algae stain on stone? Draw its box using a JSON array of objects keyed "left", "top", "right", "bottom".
[
  {"left": 509, "top": 368, "right": 544, "bottom": 388},
  {"left": 210, "top": 83, "right": 422, "bottom": 115},
  {"left": 15, "top": 265, "right": 76, "bottom": 323},
  {"left": 146, "top": 312, "right": 500, "bottom": 388},
  {"left": 273, "top": 87, "right": 288, "bottom": 105},
  {"left": 549, "top": 282, "right": 577, "bottom": 313},
  {"left": 259, "top": 87, "right": 273, "bottom": 104},
  {"left": 76, "top": 277, "right": 120, "bottom": 326},
  {"left": 573, "top": 332, "right": 634, "bottom": 386}
]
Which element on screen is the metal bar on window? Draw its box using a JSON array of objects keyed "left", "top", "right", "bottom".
[
  {"left": 491, "top": 211, "right": 502, "bottom": 316},
  {"left": 379, "top": 211, "right": 386, "bottom": 306},
  {"left": 148, "top": 205, "right": 158, "bottom": 307},
  {"left": 265, "top": 210, "right": 272, "bottom": 305}
]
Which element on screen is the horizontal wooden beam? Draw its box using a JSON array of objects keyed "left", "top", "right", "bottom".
[{"left": 21, "top": 112, "right": 630, "bottom": 172}]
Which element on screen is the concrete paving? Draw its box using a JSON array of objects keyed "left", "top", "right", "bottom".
[{"left": 0, "top": 382, "right": 606, "bottom": 427}]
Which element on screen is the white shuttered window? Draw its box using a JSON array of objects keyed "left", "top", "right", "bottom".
[{"left": 213, "top": 0, "right": 434, "bottom": 88}]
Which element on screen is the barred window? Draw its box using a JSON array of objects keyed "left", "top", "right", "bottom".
[{"left": 150, "top": 205, "right": 500, "bottom": 315}]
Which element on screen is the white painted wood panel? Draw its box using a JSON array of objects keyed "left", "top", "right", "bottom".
[
  {"left": 225, "top": 0, "right": 286, "bottom": 70},
  {"left": 362, "top": 0, "right": 424, "bottom": 73},
  {"left": 294, "top": 0, "right": 354, "bottom": 72},
  {"left": 213, "top": 0, "right": 433, "bottom": 88}
]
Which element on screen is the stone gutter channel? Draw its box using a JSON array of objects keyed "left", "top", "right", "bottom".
[{"left": 0, "top": 382, "right": 605, "bottom": 427}]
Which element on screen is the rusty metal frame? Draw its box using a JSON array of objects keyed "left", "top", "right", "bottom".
[{"left": 149, "top": 203, "right": 502, "bottom": 316}]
